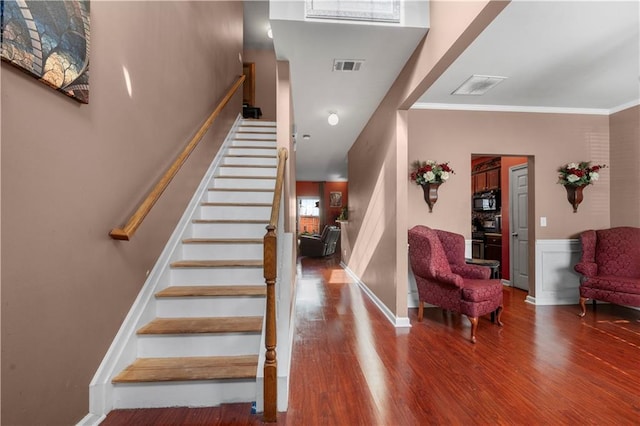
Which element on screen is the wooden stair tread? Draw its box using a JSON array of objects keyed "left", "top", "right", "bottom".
[
  {"left": 112, "top": 355, "right": 259, "bottom": 383},
  {"left": 215, "top": 175, "right": 276, "bottom": 180},
  {"left": 137, "top": 316, "right": 263, "bottom": 335},
  {"left": 220, "top": 164, "right": 276, "bottom": 168},
  {"left": 200, "top": 202, "right": 271, "bottom": 207},
  {"left": 171, "top": 259, "right": 263, "bottom": 268},
  {"left": 156, "top": 285, "right": 266, "bottom": 298},
  {"left": 207, "top": 188, "right": 274, "bottom": 192},
  {"left": 182, "top": 237, "right": 263, "bottom": 244},
  {"left": 230, "top": 145, "right": 276, "bottom": 149},
  {"left": 192, "top": 219, "right": 269, "bottom": 224},
  {"left": 224, "top": 154, "right": 276, "bottom": 158}
]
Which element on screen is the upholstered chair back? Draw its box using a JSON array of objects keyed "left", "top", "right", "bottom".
[
  {"left": 434, "top": 229, "right": 466, "bottom": 266},
  {"left": 408, "top": 225, "right": 451, "bottom": 279},
  {"left": 595, "top": 227, "right": 640, "bottom": 278}
]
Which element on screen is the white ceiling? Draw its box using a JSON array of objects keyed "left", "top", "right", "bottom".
[{"left": 245, "top": 1, "right": 640, "bottom": 181}]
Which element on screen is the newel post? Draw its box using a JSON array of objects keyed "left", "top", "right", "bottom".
[{"left": 263, "top": 225, "right": 278, "bottom": 422}]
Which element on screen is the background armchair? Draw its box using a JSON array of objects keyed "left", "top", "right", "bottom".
[
  {"left": 408, "top": 225, "right": 503, "bottom": 343},
  {"left": 299, "top": 226, "right": 341, "bottom": 257},
  {"left": 574, "top": 227, "right": 640, "bottom": 317}
]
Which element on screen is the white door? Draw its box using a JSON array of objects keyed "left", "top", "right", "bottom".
[{"left": 510, "top": 164, "right": 529, "bottom": 291}]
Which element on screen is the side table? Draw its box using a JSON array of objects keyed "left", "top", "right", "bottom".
[{"left": 465, "top": 258, "right": 500, "bottom": 279}]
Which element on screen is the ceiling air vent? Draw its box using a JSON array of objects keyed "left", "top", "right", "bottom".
[
  {"left": 333, "top": 59, "right": 364, "bottom": 72},
  {"left": 452, "top": 75, "right": 507, "bottom": 95}
]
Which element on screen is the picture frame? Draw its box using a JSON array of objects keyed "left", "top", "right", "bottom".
[{"left": 330, "top": 191, "right": 342, "bottom": 208}]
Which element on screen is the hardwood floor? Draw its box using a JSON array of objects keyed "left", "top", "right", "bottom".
[{"left": 102, "top": 254, "right": 640, "bottom": 425}]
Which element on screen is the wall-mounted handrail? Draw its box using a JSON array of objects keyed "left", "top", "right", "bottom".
[
  {"left": 110, "top": 74, "right": 246, "bottom": 241},
  {"left": 263, "top": 147, "right": 288, "bottom": 422}
]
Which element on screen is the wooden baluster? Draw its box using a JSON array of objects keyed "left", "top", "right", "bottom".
[
  {"left": 263, "top": 148, "right": 287, "bottom": 422},
  {"left": 263, "top": 226, "right": 277, "bottom": 422}
]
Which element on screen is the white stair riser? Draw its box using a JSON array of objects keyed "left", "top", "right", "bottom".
[
  {"left": 210, "top": 179, "right": 275, "bottom": 190},
  {"left": 241, "top": 120, "right": 275, "bottom": 126},
  {"left": 223, "top": 156, "right": 277, "bottom": 166},
  {"left": 155, "top": 296, "right": 266, "bottom": 317},
  {"left": 170, "top": 267, "right": 264, "bottom": 284},
  {"left": 218, "top": 166, "right": 276, "bottom": 177},
  {"left": 234, "top": 133, "right": 276, "bottom": 140},
  {"left": 207, "top": 190, "right": 273, "bottom": 203},
  {"left": 231, "top": 141, "right": 277, "bottom": 149},
  {"left": 238, "top": 126, "right": 276, "bottom": 133},
  {"left": 182, "top": 243, "right": 263, "bottom": 260},
  {"left": 227, "top": 148, "right": 276, "bottom": 157},
  {"left": 112, "top": 380, "right": 256, "bottom": 409},
  {"left": 137, "top": 333, "right": 262, "bottom": 358},
  {"left": 191, "top": 222, "right": 267, "bottom": 238},
  {"left": 198, "top": 205, "right": 270, "bottom": 221}
]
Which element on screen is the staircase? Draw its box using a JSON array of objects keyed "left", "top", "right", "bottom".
[{"left": 107, "top": 119, "right": 278, "bottom": 409}]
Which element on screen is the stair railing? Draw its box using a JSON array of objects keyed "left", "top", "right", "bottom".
[
  {"left": 263, "top": 147, "right": 288, "bottom": 422},
  {"left": 109, "top": 75, "right": 246, "bottom": 241}
]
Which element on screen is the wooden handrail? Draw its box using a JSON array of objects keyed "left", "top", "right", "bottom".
[
  {"left": 110, "top": 74, "right": 246, "bottom": 240},
  {"left": 263, "top": 147, "right": 288, "bottom": 422}
]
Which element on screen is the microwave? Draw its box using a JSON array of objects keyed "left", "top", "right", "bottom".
[{"left": 473, "top": 191, "right": 500, "bottom": 211}]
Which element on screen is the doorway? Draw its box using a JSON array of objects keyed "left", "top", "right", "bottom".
[{"left": 471, "top": 155, "right": 529, "bottom": 287}]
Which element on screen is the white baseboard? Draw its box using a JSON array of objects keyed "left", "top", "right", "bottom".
[
  {"left": 341, "top": 262, "right": 411, "bottom": 328},
  {"left": 76, "top": 413, "right": 105, "bottom": 426}
]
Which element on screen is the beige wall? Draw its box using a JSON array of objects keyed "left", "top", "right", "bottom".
[
  {"left": 345, "top": 0, "right": 507, "bottom": 319},
  {"left": 610, "top": 105, "right": 640, "bottom": 227},
  {"left": 1, "top": 2, "right": 243, "bottom": 424},
  {"left": 408, "top": 110, "right": 611, "bottom": 239},
  {"left": 244, "top": 49, "right": 277, "bottom": 121}
]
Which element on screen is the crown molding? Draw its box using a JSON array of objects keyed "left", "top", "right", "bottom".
[
  {"left": 411, "top": 102, "right": 611, "bottom": 115},
  {"left": 609, "top": 99, "right": 640, "bottom": 114}
]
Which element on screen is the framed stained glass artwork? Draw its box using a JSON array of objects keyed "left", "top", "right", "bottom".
[{"left": 1, "top": 0, "right": 90, "bottom": 103}]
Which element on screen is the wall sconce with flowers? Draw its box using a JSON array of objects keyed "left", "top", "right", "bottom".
[
  {"left": 410, "top": 160, "right": 455, "bottom": 212},
  {"left": 557, "top": 161, "right": 606, "bottom": 212}
]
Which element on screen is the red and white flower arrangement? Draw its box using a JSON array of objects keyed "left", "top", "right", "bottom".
[
  {"left": 410, "top": 160, "right": 455, "bottom": 185},
  {"left": 557, "top": 162, "right": 606, "bottom": 187}
]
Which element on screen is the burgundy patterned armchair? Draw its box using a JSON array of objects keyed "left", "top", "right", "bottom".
[
  {"left": 574, "top": 227, "right": 640, "bottom": 317},
  {"left": 408, "top": 225, "right": 504, "bottom": 343}
]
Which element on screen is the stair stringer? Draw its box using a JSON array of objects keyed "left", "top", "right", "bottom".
[{"left": 86, "top": 114, "right": 245, "bottom": 420}]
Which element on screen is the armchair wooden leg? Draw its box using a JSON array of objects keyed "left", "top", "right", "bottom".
[
  {"left": 578, "top": 297, "right": 588, "bottom": 317},
  {"left": 418, "top": 301, "right": 424, "bottom": 321},
  {"left": 468, "top": 316, "right": 478, "bottom": 344},
  {"left": 494, "top": 305, "right": 504, "bottom": 326}
]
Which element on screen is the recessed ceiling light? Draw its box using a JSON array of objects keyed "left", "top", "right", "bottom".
[
  {"left": 452, "top": 75, "right": 507, "bottom": 95},
  {"left": 303, "top": 134, "right": 311, "bottom": 140},
  {"left": 267, "top": 27, "right": 273, "bottom": 39},
  {"left": 328, "top": 113, "right": 339, "bottom": 126}
]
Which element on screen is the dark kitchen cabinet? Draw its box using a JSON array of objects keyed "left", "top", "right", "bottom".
[
  {"left": 484, "top": 233, "right": 502, "bottom": 261},
  {"left": 472, "top": 167, "right": 500, "bottom": 193}
]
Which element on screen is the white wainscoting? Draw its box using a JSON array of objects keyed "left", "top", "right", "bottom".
[{"left": 530, "top": 239, "right": 582, "bottom": 305}]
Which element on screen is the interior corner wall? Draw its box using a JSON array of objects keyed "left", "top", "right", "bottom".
[
  {"left": 276, "top": 60, "right": 296, "bottom": 234},
  {"left": 243, "top": 49, "right": 277, "bottom": 121},
  {"left": 408, "top": 109, "right": 611, "bottom": 239},
  {"left": 610, "top": 104, "right": 640, "bottom": 227},
  {"left": 0, "top": 2, "right": 243, "bottom": 424},
  {"left": 345, "top": 0, "right": 503, "bottom": 319}
]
